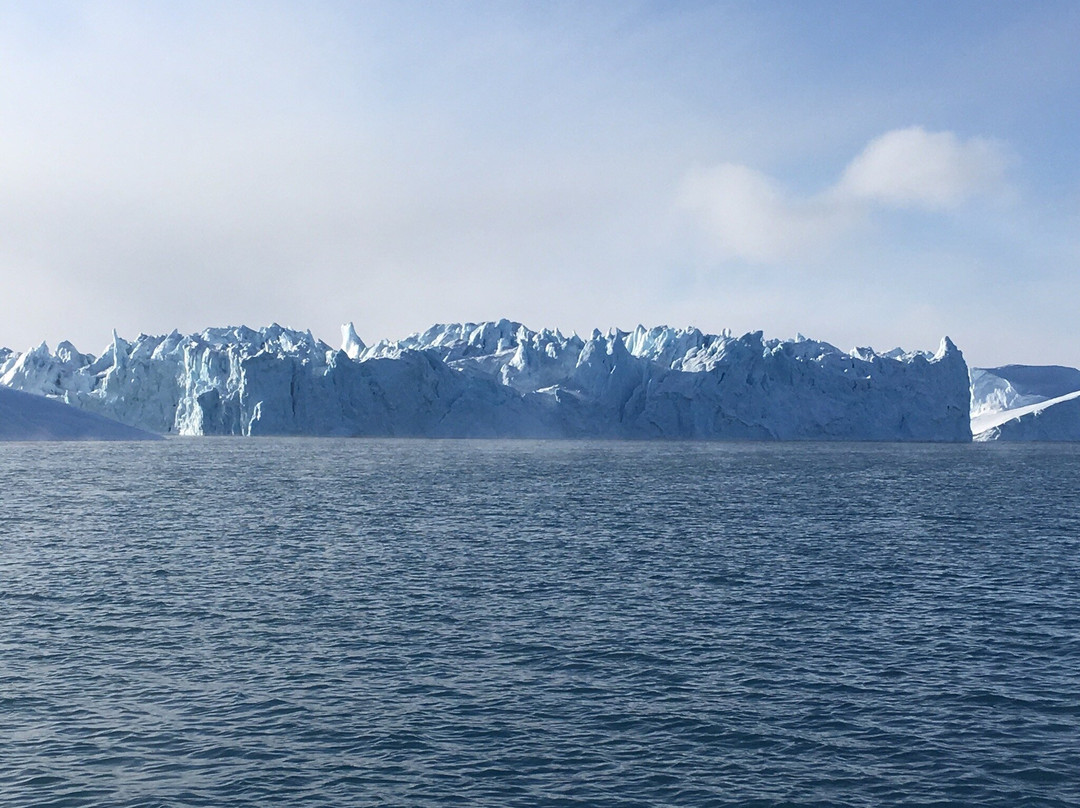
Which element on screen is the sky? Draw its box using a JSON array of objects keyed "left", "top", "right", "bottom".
[{"left": 1, "top": 1, "right": 1079, "bottom": 368}]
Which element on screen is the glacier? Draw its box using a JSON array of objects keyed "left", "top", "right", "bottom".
[
  {"left": 970, "top": 364, "right": 1080, "bottom": 441},
  {"left": 0, "top": 321, "right": 972, "bottom": 441}
]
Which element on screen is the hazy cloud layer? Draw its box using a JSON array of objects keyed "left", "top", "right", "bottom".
[
  {"left": 679, "top": 163, "right": 857, "bottom": 264},
  {"left": 2, "top": 3, "right": 1080, "bottom": 366}
]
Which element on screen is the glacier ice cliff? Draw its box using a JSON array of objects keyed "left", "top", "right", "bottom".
[{"left": 0, "top": 321, "right": 972, "bottom": 441}]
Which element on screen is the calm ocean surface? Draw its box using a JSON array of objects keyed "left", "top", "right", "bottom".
[{"left": 2, "top": 439, "right": 1079, "bottom": 807}]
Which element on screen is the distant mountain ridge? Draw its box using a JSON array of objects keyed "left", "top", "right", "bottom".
[{"left": 1, "top": 321, "right": 971, "bottom": 441}]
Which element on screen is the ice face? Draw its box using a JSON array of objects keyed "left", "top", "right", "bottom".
[{"left": 0, "top": 322, "right": 973, "bottom": 441}]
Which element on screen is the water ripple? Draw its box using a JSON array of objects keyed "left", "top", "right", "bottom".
[{"left": 1, "top": 440, "right": 1079, "bottom": 807}]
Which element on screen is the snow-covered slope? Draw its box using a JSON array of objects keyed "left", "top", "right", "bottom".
[
  {"left": 0, "top": 386, "right": 160, "bottom": 441},
  {"left": 972, "top": 391, "right": 1080, "bottom": 442},
  {"left": 970, "top": 364, "right": 1080, "bottom": 440},
  {"left": 1, "top": 321, "right": 972, "bottom": 441}
]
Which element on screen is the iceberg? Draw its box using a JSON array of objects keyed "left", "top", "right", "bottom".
[
  {"left": 969, "top": 364, "right": 1080, "bottom": 440},
  {"left": 0, "top": 386, "right": 160, "bottom": 441},
  {"left": 1, "top": 322, "right": 972, "bottom": 441},
  {"left": 972, "top": 390, "right": 1080, "bottom": 441}
]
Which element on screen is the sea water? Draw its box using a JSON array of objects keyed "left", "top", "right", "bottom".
[{"left": 2, "top": 439, "right": 1078, "bottom": 807}]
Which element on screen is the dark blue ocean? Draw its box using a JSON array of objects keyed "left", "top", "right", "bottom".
[{"left": 2, "top": 440, "right": 1079, "bottom": 807}]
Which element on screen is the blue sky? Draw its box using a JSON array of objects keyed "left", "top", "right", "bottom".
[{"left": 1, "top": 1, "right": 1078, "bottom": 366}]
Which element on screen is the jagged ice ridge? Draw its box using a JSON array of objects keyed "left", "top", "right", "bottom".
[{"left": 0, "top": 321, "right": 972, "bottom": 441}]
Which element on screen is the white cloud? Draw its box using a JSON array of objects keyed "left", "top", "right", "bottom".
[
  {"left": 837, "top": 126, "right": 1008, "bottom": 209},
  {"left": 682, "top": 127, "right": 1010, "bottom": 263}
]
